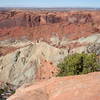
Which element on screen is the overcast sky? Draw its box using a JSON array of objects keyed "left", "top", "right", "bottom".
[{"left": 0, "top": 0, "right": 100, "bottom": 8}]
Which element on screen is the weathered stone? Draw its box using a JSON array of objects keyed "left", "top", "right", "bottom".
[{"left": 8, "top": 72, "right": 100, "bottom": 100}]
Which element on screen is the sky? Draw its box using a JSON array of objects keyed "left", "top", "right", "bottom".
[{"left": 0, "top": 0, "right": 100, "bottom": 8}]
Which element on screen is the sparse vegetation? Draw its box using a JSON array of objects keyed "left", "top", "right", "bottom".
[
  {"left": 14, "top": 51, "right": 21, "bottom": 62},
  {"left": 57, "top": 53, "right": 100, "bottom": 76},
  {"left": 0, "top": 83, "right": 16, "bottom": 100}
]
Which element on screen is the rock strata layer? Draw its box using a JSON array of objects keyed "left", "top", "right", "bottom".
[{"left": 0, "top": 10, "right": 100, "bottom": 41}]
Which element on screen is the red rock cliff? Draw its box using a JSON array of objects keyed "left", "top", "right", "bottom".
[{"left": 0, "top": 10, "right": 100, "bottom": 41}]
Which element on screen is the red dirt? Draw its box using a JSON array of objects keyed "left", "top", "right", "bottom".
[{"left": 36, "top": 59, "right": 59, "bottom": 80}]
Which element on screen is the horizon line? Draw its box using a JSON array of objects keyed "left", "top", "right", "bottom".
[{"left": 0, "top": 6, "right": 100, "bottom": 8}]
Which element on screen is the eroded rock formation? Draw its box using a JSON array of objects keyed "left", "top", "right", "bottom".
[
  {"left": 0, "top": 41, "right": 67, "bottom": 86},
  {"left": 0, "top": 10, "right": 100, "bottom": 41}
]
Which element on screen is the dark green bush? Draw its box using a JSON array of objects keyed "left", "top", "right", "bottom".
[{"left": 57, "top": 53, "right": 100, "bottom": 76}]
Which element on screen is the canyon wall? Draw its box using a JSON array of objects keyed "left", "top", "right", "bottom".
[{"left": 0, "top": 10, "right": 100, "bottom": 41}]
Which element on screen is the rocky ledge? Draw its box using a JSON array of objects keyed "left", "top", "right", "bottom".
[{"left": 8, "top": 72, "right": 100, "bottom": 100}]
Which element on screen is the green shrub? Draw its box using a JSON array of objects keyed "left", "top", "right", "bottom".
[
  {"left": 57, "top": 53, "right": 100, "bottom": 76},
  {"left": 0, "top": 89, "right": 4, "bottom": 95}
]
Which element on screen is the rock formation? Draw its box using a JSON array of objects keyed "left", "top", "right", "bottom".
[
  {"left": 7, "top": 72, "right": 100, "bottom": 100},
  {"left": 0, "top": 41, "right": 67, "bottom": 86},
  {"left": 0, "top": 10, "right": 100, "bottom": 41}
]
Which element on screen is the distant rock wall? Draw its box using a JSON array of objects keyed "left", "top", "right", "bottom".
[
  {"left": 0, "top": 10, "right": 100, "bottom": 41},
  {"left": 0, "top": 11, "right": 94, "bottom": 28}
]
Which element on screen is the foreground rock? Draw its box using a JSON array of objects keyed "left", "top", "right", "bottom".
[{"left": 8, "top": 72, "right": 100, "bottom": 100}]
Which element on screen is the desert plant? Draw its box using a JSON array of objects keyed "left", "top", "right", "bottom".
[{"left": 57, "top": 53, "right": 100, "bottom": 76}]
